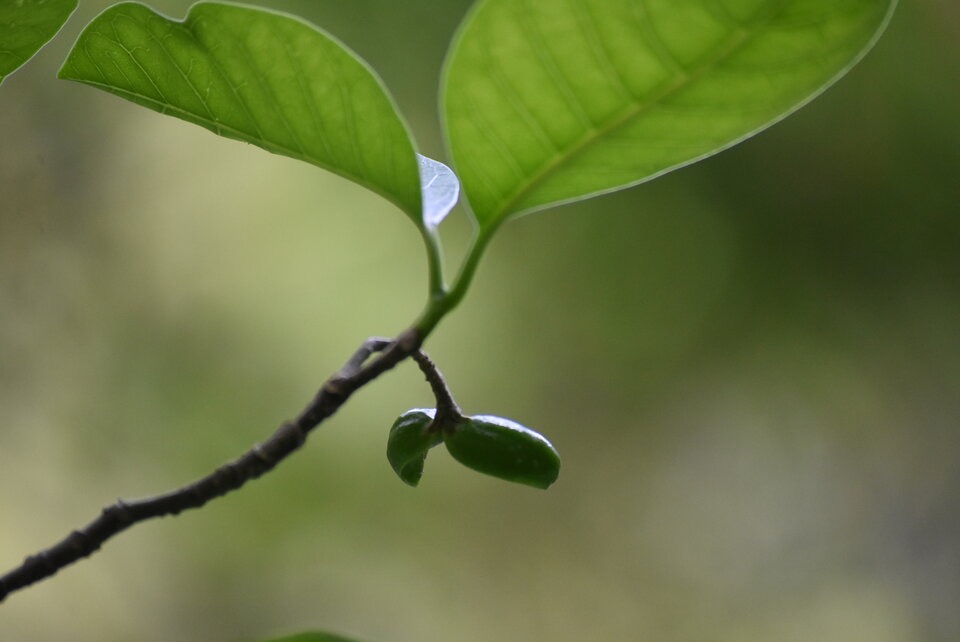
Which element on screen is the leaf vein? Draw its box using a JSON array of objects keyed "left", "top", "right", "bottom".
[
  {"left": 632, "top": 0, "right": 686, "bottom": 77},
  {"left": 224, "top": 26, "right": 310, "bottom": 156},
  {"left": 573, "top": 0, "right": 635, "bottom": 102},
  {"left": 482, "top": 32, "right": 559, "bottom": 155},
  {"left": 518, "top": 0, "right": 595, "bottom": 131},
  {"left": 264, "top": 20, "right": 335, "bottom": 162},
  {"left": 147, "top": 30, "right": 216, "bottom": 122},
  {"left": 330, "top": 51, "right": 369, "bottom": 183}
]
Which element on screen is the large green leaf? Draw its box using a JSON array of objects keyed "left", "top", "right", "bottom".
[
  {"left": 0, "top": 0, "right": 77, "bottom": 86},
  {"left": 443, "top": 0, "right": 897, "bottom": 227},
  {"left": 59, "top": 2, "right": 422, "bottom": 220}
]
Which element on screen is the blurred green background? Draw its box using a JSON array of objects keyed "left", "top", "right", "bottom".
[{"left": 1, "top": 1, "right": 958, "bottom": 641}]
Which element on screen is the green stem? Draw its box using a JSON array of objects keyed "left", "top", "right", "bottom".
[
  {"left": 421, "top": 227, "right": 447, "bottom": 298},
  {"left": 413, "top": 223, "right": 497, "bottom": 338}
]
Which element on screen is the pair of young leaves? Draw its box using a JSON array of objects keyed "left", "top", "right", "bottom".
[
  {"left": 10, "top": 0, "right": 896, "bottom": 251},
  {"left": 388, "top": 408, "right": 561, "bottom": 489}
]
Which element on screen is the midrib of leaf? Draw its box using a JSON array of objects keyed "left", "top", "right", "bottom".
[{"left": 489, "top": 1, "right": 792, "bottom": 221}]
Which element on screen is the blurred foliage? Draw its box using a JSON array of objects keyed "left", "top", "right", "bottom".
[{"left": 1, "top": 1, "right": 958, "bottom": 641}]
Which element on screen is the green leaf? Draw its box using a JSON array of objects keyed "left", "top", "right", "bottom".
[
  {"left": 0, "top": 0, "right": 77, "bottom": 86},
  {"left": 59, "top": 2, "right": 421, "bottom": 221},
  {"left": 443, "top": 415, "right": 561, "bottom": 489},
  {"left": 255, "top": 633, "right": 368, "bottom": 642},
  {"left": 386, "top": 407, "right": 441, "bottom": 487},
  {"left": 418, "top": 154, "right": 460, "bottom": 230},
  {"left": 442, "top": 0, "right": 897, "bottom": 227}
]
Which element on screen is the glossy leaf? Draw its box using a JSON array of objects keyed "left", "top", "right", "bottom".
[
  {"left": 386, "top": 408, "right": 440, "bottom": 487},
  {"left": 59, "top": 2, "right": 422, "bottom": 220},
  {"left": 418, "top": 154, "right": 460, "bottom": 230},
  {"left": 256, "top": 632, "right": 367, "bottom": 642},
  {"left": 0, "top": 0, "right": 77, "bottom": 86},
  {"left": 443, "top": 415, "right": 561, "bottom": 489},
  {"left": 443, "top": 0, "right": 897, "bottom": 226}
]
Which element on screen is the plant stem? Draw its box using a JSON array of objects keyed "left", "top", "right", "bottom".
[
  {"left": 420, "top": 226, "right": 447, "bottom": 298},
  {"left": 414, "top": 223, "right": 498, "bottom": 337},
  {"left": 1, "top": 203, "right": 495, "bottom": 603},
  {"left": 410, "top": 350, "right": 462, "bottom": 422},
  {"left": 0, "top": 331, "right": 422, "bottom": 603}
]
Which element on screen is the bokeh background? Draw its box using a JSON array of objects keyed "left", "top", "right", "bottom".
[{"left": 2, "top": 1, "right": 958, "bottom": 640}]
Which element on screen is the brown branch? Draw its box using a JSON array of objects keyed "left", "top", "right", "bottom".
[
  {"left": 0, "top": 328, "right": 422, "bottom": 603},
  {"left": 410, "top": 349, "right": 463, "bottom": 423}
]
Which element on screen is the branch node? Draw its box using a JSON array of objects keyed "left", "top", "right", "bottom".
[
  {"left": 398, "top": 328, "right": 422, "bottom": 352},
  {"left": 104, "top": 499, "right": 134, "bottom": 526},
  {"left": 322, "top": 377, "right": 349, "bottom": 399},
  {"left": 66, "top": 530, "right": 97, "bottom": 556}
]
